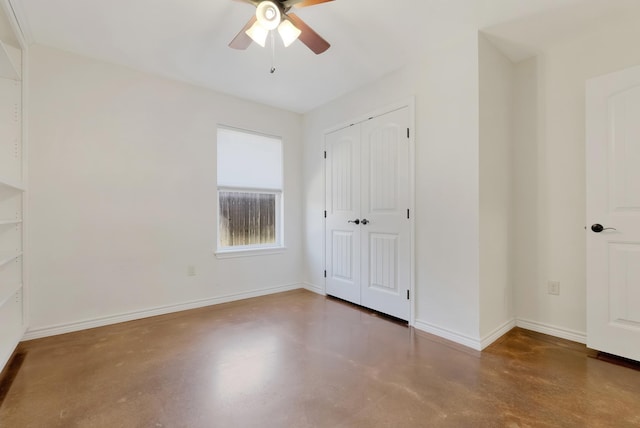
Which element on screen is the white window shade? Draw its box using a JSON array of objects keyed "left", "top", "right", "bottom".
[{"left": 217, "top": 127, "right": 283, "bottom": 190}]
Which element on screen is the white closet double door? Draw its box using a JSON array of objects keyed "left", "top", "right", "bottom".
[{"left": 325, "top": 107, "right": 411, "bottom": 320}]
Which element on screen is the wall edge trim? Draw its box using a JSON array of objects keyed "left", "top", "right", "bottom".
[
  {"left": 22, "top": 283, "right": 304, "bottom": 341},
  {"left": 302, "top": 282, "right": 325, "bottom": 295},
  {"left": 516, "top": 318, "right": 587, "bottom": 344},
  {"left": 480, "top": 318, "right": 516, "bottom": 350},
  {"left": 414, "top": 319, "right": 482, "bottom": 351}
]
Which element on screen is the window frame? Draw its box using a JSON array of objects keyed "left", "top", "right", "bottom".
[{"left": 215, "top": 126, "right": 285, "bottom": 258}]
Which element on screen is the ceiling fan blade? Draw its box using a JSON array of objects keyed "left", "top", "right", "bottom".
[
  {"left": 282, "top": 0, "right": 334, "bottom": 8},
  {"left": 229, "top": 16, "right": 258, "bottom": 50},
  {"left": 286, "top": 13, "right": 330, "bottom": 54}
]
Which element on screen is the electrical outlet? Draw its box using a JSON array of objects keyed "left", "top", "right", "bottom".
[
  {"left": 548, "top": 281, "right": 560, "bottom": 296},
  {"left": 187, "top": 265, "right": 196, "bottom": 277}
]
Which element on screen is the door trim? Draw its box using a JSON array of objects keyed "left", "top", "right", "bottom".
[{"left": 323, "top": 97, "right": 416, "bottom": 326}]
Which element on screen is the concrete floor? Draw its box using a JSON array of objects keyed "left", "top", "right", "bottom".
[{"left": 1, "top": 289, "right": 639, "bottom": 427}]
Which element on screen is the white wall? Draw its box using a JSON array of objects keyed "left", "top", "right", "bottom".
[
  {"left": 512, "top": 56, "right": 543, "bottom": 331},
  {"left": 514, "top": 14, "right": 640, "bottom": 339},
  {"left": 302, "top": 5, "right": 640, "bottom": 350},
  {"left": 28, "top": 9, "right": 640, "bottom": 348},
  {"left": 478, "top": 35, "right": 515, "bottom": 339},
  {"left": 27, "top": 45, "right": 303, "bottom": 335},
  {"left": 304, "top": 31, "right": 483, "bottom": 344}
]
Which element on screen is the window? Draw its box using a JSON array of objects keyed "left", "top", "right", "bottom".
[{"left": 216, "top": 127, "right": 283, "bottom": 254}]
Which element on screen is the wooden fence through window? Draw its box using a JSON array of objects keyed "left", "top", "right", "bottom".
[{"left": 219, "top": 191, "right": 276, "bottom": 247}]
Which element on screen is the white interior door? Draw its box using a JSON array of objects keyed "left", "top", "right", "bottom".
[
  {"left": 325, "top": 124, "right": 361, "bottom": 304},
  {"left": 360, "top": 108, "right": 411, "bottom": 320},
  {"left": 325, "top": 107, "right": 411, "bottom": 321},
  {"left": 586, "top": 65, "right": 640, "bottom": 362}
]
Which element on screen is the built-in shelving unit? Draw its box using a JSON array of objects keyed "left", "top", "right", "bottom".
[
  {"left": 0, "top": 251, "right": 22, "bottom": 267},
  {"left": 0, "top": 2, "right": 25, "bottom": 374},
  {"left": 0, "top": 176, "right": 24, "bottom": 191},
  {"left": 0, "top": 219, "right": 21, "bottom": 225},
  {"left": 0, "top": 39, "right": 20, "bottom": 81},
  {"left": 0, "top": 280, "right": 21, "bottom": 306}
]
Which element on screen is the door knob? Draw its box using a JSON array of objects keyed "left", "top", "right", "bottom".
[
  {"left": 591, "top": 224, "right": 617, "bottom": 233},
  {"left": 361, "top": 219, "right": 369, "bottom": 225},
  {"left": 348, "top": 219, "right": 360, "bottom": 225}
]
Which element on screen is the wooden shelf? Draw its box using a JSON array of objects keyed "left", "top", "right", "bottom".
[
  {"left": 0, "top": 251, "right": 22, "bottom": 268},
  {"left": 0, "top": 176, "right": 24, "bottom": 191},
  {"left": 0, "top": 40, "right": 20, "bottom": 81}
]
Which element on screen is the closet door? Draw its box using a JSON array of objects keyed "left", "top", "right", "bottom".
[
  {"left": 325, "top": 124, "right": 361, "bottom": 304},
  {"left": 325, "top": 107, "right": 411, "bottom": 321},
  {"left": 360, "top": 107, "right": 410, "bottom": 320}
]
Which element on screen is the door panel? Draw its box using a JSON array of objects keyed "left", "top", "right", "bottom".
[
  {"left": 608, "top": 244, "right": 640, "bottom": 326},
  {"left": 609, "top": 87, "right": 640, "bottom": 211},
  {"left": 369, "top": 233, "right": 399, "bottom": 292},
  {"left": 360, "top": 108, "right": 410, "bottom": 320},
  {"left": 325, "top": 125, "right": 361, "bottom": 304},
  {"left": 331, "top": 231, "right": 355, "bottom": 282},
  {"left": 369, "top": 129, "right": 398, "bottom": 211},
  {"left": 331, "top": 138, "right": 355, "bottom": 212},
  {"left": 587, "top": 65, "right": 640, "bottom": 362}
]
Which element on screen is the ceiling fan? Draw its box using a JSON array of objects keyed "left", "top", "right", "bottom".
[{"left": 229, "top": 0, "right": 333, "bottom": 54}]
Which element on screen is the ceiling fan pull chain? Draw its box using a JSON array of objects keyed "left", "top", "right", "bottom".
[{"left": 270, "top": 31, "right": 276, "bottom": 74}]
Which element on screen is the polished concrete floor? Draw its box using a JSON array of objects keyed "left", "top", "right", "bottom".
[{"left": 1, "top": 290, "right": 639, "bottom": 427}]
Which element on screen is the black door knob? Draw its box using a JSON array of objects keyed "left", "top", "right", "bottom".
[
  {"left": 361, "top": 219, "right": 369, "bottom": 225},
  {"left": 591, "top": 224, "right": 617, "bottom": 233},
  {"left": 348, "top": 219, "right": 360, "bottom": 225}
]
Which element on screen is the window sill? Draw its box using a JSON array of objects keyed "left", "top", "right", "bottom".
[{"left": 215, "top": 246, "right": 287, "bottom": 259}]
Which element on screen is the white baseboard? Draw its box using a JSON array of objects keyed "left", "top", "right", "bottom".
[
  {"left": 22, "top": 283, "right": 304, "bottom": 341},
  {"left": 413, "top": 319, "right": 482, "bottom": 351},
  {"left": 414, "top": 318, "right": 516, "bottom": 351},
  {"left": 302, "top": 282, "right": 325, "bottom": 295},
  {"left": 0, "top": 327, "right": 26, "bottom": 375},
  {"left": 516, "top": 318, "right": 587, "bottom": 344},
  {"left": 481, "top": 319, "right": 516, "bottom": 350}
]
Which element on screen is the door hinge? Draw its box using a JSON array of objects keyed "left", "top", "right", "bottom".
[
  {"left": 324, "top": 270, "right": 327, "bottom": 278},
  {"left": 407, "top": 128, "right": 410, "bottom": 138},
  {"left": 406, "top": 290, "right": 410, "bottom": 300},
  {"left": 324, "top": 210, "right": 327, "bottom": 218},
  {"left": 407, "top": 209, "right": 410, "bottom": 219},
  {"left": 324, "top": 151, "right": 327, "bottom": 159}
]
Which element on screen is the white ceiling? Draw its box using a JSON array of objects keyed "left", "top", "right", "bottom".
[{"left": 9, "top": 0, "right": 640, "bottom": 113}]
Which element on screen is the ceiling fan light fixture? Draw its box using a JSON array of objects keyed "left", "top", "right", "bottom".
[
  {"left": 245, "top": 20, "right": 269, "bottom": 47},
  {"left": 255, "top": 1, "right": 281, "bottom": 31},
  {"left": 277, "top": 19, "right": 301, "bottom": 47},
  {"left": 228, "top": 0, "right": 332, "bottom": 55}
]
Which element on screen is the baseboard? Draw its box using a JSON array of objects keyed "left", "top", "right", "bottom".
[
  {"left": 413, "top": 319, "right": 482, "bottom": 351},
  {"left": 22, "top": 283, "right": 304, "bottom": 341},
  {"left": 480, "top": 319, "right": 516, "bottom": 350},
  {"left": 0, "top": 328, "right": 24, "bottom": 375},
  {"left": 302, "top": 282, "right": 325, "bottom": 295},
  {"left": 516, "top": 318, "right": 587, "bottom": 344}
]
